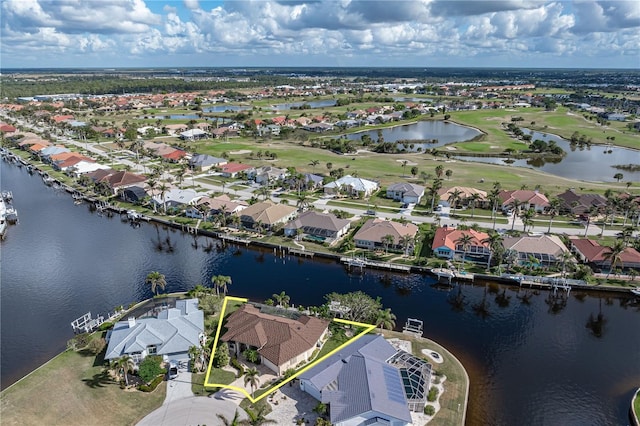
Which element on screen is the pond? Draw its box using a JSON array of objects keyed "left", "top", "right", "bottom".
[
  {"left": 270, "top": 99, "right": 338, "bottom": 110},
  {"left": 345, "top": 120, "right": 483, "bottom": 150},
  {"left": 453, "top": 129, "right": 640, "bottom": 182},
  {"left": 202, "top": 105, "right": 250, "bottom": 113}
]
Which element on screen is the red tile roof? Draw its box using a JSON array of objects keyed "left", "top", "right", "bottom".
[{"left": 432, "top": 227, "right": 490, "bottom": 251}]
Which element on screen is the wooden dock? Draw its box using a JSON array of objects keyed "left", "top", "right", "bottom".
[
  {"left": 289, "top": 248, "right": 314, "bottom": 257},
  {"left": 340, "top": 257, "right": 411, "bottom": 272}
]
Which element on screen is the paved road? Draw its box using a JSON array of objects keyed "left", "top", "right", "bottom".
[{"left": 137, "top": 370, "right": 246, "bottom": 426}]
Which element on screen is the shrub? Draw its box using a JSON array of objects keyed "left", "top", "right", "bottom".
[
  {"left": 66, "top": 333, "right": 90, "bottom": 351},
  {"left": 139, "top": 375, "right": 164, "bottom": 392},
  {"left": 424, "top": 405, "right": 436, "bottom": 416},
  {"left": 213, "top": 342, "right": 230, "bottom": 368},
  {"left": 139, "top": 355, "right": 165, "bottom": 383},
  {"left": 98, "top": 321, "right": 114, "bottom": 331},
  {"left": 87, "top": 337, "right": 106, "bottom": 355},
  {"left": 427, "top": 386, "right": 439, "bottom": 402},
  {"left": 230, "top": 357, "right": 245, "bottom": 377},
  {"left": 243, "top": 348, "right": 260, "bottom": 364}
]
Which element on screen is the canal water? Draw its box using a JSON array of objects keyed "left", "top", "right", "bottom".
[{"left": 1, "top": 163, "right": 639, "bottom": 425}]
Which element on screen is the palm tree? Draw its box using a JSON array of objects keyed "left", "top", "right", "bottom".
[
  {"left": 428, "top": 178, "right": 443, "bottom": 211},
  {"left": 509, "top": 199, "right": 523, "bottom": 231},
  {"left": 398, "top": 234, "right": 414, "bottom": 256},
  {"left": 435, "top": 165, "right": 444, "bottom": 179},
  {"left": 521, "top": 208, "right": 535, "bottom": 232},
  {"left": 309, "top": 159, "right": 319, "bottom": 172},
  {"left": 218, "top": 410, "right": 242, "bottom": 426},
  {"left": 488, "top": 187, "right": 501, "bottom": 230},
  {"left": 375, "top": 308, "right": 396, "bottom": 330},
  {"left": 145, "top": 271, "right": 166, "bottom": 296},
  {"left": 381, "top": 234, "right": 395, "bottom": 254},
  {"left": 241, "top": 406, "right": 276, "bottom": 426},
  {"left": 272, "top": 291, "right": 290, "bottom": 308},
  {"left": 244, "top": 367, "right": 260, "bottom": 398},
  {"left": 603, "top": 240, "right": 626, "bottom": 279},
  {"left": 583, "top": 206, "right": 598, "bottom": 237},
  {"left": 546, "top": 197, "right": 561, "bottom": 233},
  {"left": 115, "top": 355, "right": 135, "bottom": 386},
  {"left": 401, "top": 160, "right": 408, "bottom": 177},
  {"left": 468, "top": 193, "right": 481, "bottom": 218},
  {"left": 212, "top": 275, "right": 232, "bottom": 296},
  {"left": 482, "top": 232, "right": 504, "bottom": 270},
  {"left": 455, "top": 233, "right": 473, "bottom": 269},
  {"left": 448, "top": 188, "right": 463, "bottom": 210},
  {"left": 158, "top": 182, "right": 169, "bottom": 214}
]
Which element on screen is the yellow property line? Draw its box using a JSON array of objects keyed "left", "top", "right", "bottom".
[{"left": 203, "top": 296, "right": 376, "bottom": 403}]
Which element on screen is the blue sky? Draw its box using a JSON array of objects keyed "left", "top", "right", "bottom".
[{"left": 1, "top": 0, "right": 638, "bottom": 69}]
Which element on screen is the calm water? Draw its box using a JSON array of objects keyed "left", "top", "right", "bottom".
[
  {"left": 271, "top": 99, "right": 338, "bottom": 110},
  {"left": 346, "top": 120, "right": 483, "bottom": 149},
  {"left": 1, "top": 163, "right": 639, "bottom": 425},
  {"left": 454, "top": 130, "right": 640, "bottom": 182}
]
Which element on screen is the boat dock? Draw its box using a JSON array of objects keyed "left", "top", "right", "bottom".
[
  {"left": 289, "top": 248, "right": 314, "bottom": 257},
  {"left": 219, "top": 234, "right": 251, "bottom": 245},
  {"left": 340, "top": 256, "right": 411, "bottom": 272},
  {"left": 71, "top": 307, "right": 124, "bottom": 334},
  {"left": 431, "top": 268, "right": 474, "bottom": 283}
]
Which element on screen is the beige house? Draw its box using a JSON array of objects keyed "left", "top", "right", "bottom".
[
  {"left": 438, "top": 186, "right": 488, "bottom": 208},
  {"left": 221, "top": 304, "right": 329, "bottom": 375},
  {"left": 354, "top": 218, "right": 418, "bottom": 252},
  {"left": 238, "top": 200, "right": 297, "bottom": 231}
]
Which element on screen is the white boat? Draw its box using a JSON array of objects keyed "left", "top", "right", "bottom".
[
  {"left": 0, "top": 198, "right": 7, "bottom": 238},
  {"left": 631, "top": 287, "right": 640, "bottom": 297}
]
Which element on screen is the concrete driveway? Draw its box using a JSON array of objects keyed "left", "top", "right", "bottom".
[{"left": 137, "top": 371, "right": 246, "bottom": 426}]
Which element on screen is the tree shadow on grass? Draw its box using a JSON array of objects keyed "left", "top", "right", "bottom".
[{"left": 82, "top": 369, "right": 116, "bottom": 389}]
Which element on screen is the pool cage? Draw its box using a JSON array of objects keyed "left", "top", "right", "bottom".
[{"left": 387, "top": 350, "right": 432, "bottom": 412}]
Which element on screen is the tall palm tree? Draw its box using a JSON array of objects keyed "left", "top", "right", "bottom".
[
  {"left": 241, "top": 407, "right": 276, "bottom": 426},
  {"left": 546, "top": 197, "right": 561, "bottom": 233},
  {"left": 398, "top": 234, "right": 414, "bottom": 256},
  {"left": 427, "top": 178, "right": 443, "bottom": 211},
  {"left": 218, "top": 410, "right": 242, "bottom": 426},
  {"left": 521, "top": 208, "right": 535, "bottom": 232},
  {"left": 309, "top": 159, "right": 319, "bottom": 172},
  {"left": 158, "top": 182, "right": 169, "bottom": 214},
  {"left": 381, "top": 234, "right": 395, "bottom": 254},
  {"left": 375, "top": 308, "right": 396, "bottom": 330},
  {"left": 244, "top": 367, "right": 260, "bottom": 398},
  {"left": 116, "top": 355, "right": 135, "bottom": 386},
  {"left": 272, "top": 291, "right": 290, "bottom": 308},
  {"left": 488, "top": 187, "right": 501, "bottom": 230},
  {"left": 212, "top": 275, "right": 232, "bottom": 296},
  {"left": 448, "top": 188, "right": 463, "bottom": 210},
  {"left": 603, "top": 240, "right": 626, "bottom": 279},
  {"left": 468, "top": 193, "right": 481, "bottom": 218},
  {"left": 145, "top": 271, "right": 166, "bottom": 296},
  {"left": 455, "top": 233, "right": 473, "bottom": 269},
  {"left": 509, "top": 199, "right": 523, "bottom": 231},
  {"left": 482, "top": 232, "right": 504, "bottom": 270}
]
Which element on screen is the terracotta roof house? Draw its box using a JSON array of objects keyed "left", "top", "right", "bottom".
[
  {"left": 105, "top": 299, "right": 204, "bottom": 365},
  {"left": 88, "top": 169, "right": 147, "bottom": 194},
  {"left": 189, "top": 154, "right": 227, "bottom": 172},
  {"left": 0, "top": 124, "right": 17, "bottom": 133},
  {"left": 354, "top": 219, "right": 418, "bottom": 253},
  {"left": 431, "top": 226, "right": 491, "bottom": 263},
  {"left": 438, "top": 187, "right": 489, "bottom": 208},
  {"left": 569, "top": 237, "right": 640, "bottom": 270},
  {"left": 238, "top": 200, "right": 297, "bottom": 231},
  {"left": 219, "top": 162, "right": 255, "bottom": 178},
  {"left": 502, "top": 234, "right": 570, "bottom": 266},
  {"left": 387, "top": 182, "right": 425, "bottom": 204},
  {"left": 499, "top": 190, "right": 549, "bottom": 212},
  {"left": 300, "top": 334, "right": 431, "bottom": 425},
  {"left": 162, "top": 149, "right": 187, "bottom": 163},
  {"left": 163, "top": 123, "right": 189, "bottom": 135},
  {"left": 283, "top": 211, "right": 351, "bottom": 241},
  {"left": 324, "top": 175, "right": 379, "bottom": 198},
  {"left": 221, "top": 304, "right": 329, "bottom": 375},
  {"left": 556, "top": 189, "right": 607, "bottom": 215}
]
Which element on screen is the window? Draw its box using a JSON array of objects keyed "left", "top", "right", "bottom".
[{"left": 147, "top": 345, "right": 157, "bottom": 355}]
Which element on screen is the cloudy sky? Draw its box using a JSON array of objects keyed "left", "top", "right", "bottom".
[{"left": 1, "top": 0, "right": 639, "bottom": 69}]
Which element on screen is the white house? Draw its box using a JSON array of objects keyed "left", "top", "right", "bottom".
[
  {"left": 323, "top": 175, "right": 379, "bottom": 198},
  {"left": 386, "top": 182, "right": 425, "bottom": 204}
]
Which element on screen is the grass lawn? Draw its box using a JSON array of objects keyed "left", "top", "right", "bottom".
[
  {"left": 0, "top": 349, "right": 165, "bottom": 426},
  {"left": 192, "top": 369, "right": 236, "bottom": 396},
  {"left": 634, "top": 390, "right": 640, "bottom": 421}
]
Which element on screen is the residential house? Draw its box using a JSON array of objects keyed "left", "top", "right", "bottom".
[
  {"left": 153, "top": 188, "right": 204, "bottom": 211},
  {"left": 324, "top": 175, "right": 379, "bottom": 198},
  {"left": 499, "top": 190, "right": 549, "bottom": 213},
  {"left": 104, "top": 299, "right": 204, "bottom": 365},
  {"left": 219, "top": 162, "right": 255, "bottom": 178},
  {"left": 186, "top": 194, "right": 248, "bottom": 219},
  {"left": 556, "top": 189, "right": 607, "bottom": 215},
  {"left": 386, "top": 182, "right": 425, "bottom": 204},
  {"left": 502, "top": 234, "right": 569, "bottom": 267},
  {"left": 164, "top": 123, "right": 189, "bottom": 135},
  {"left": 431, "top": 226, "right": 491, "bottom": 264},
  {"left": 438, "top": 187, "right": 488, "bottom": 208},
  {"left": 65, "top": 160, "right": 110, "bottom": 177},
  {"left": 569, "top": 237, "right": 640, "bottom": 270},
  {"left": 253, "top": 166, "right": 288, "bottom": 185},
  {"left": 162, "top": 149, "right": 187, "bottom": 163},
  {"left": 189, "top": 154, "right": 227, "bottom": 172},
  {"left": 121, "top": 185, "right": 148, "bottom": 204},
  {"left": 300, "top": 334, "right": 430, "bottom": 426},
  {"left": 353, "top": 219, "right": 418, "bottom": 253},
  {"left": 87, "top": 169, "right": 147, "bottom": 195},
  {"left": 238, "top": 200, "right": 298, "bottom": 231},
  {"left": 180, "top": 128, "right": 208, "bottom": 141},
  {"left": 220, "top": 304, "right": 329, "bottom": 375},
  {"left": 283, "top": 211, "right": 351, "bottom": 241}
]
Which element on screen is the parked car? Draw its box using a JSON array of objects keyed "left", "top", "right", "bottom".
[
  {"left": 364, "top": 209, "right": 377, "bottom": 216},
  {"left": 168, "top": 363, "right": 178, "bottom": 380}
]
